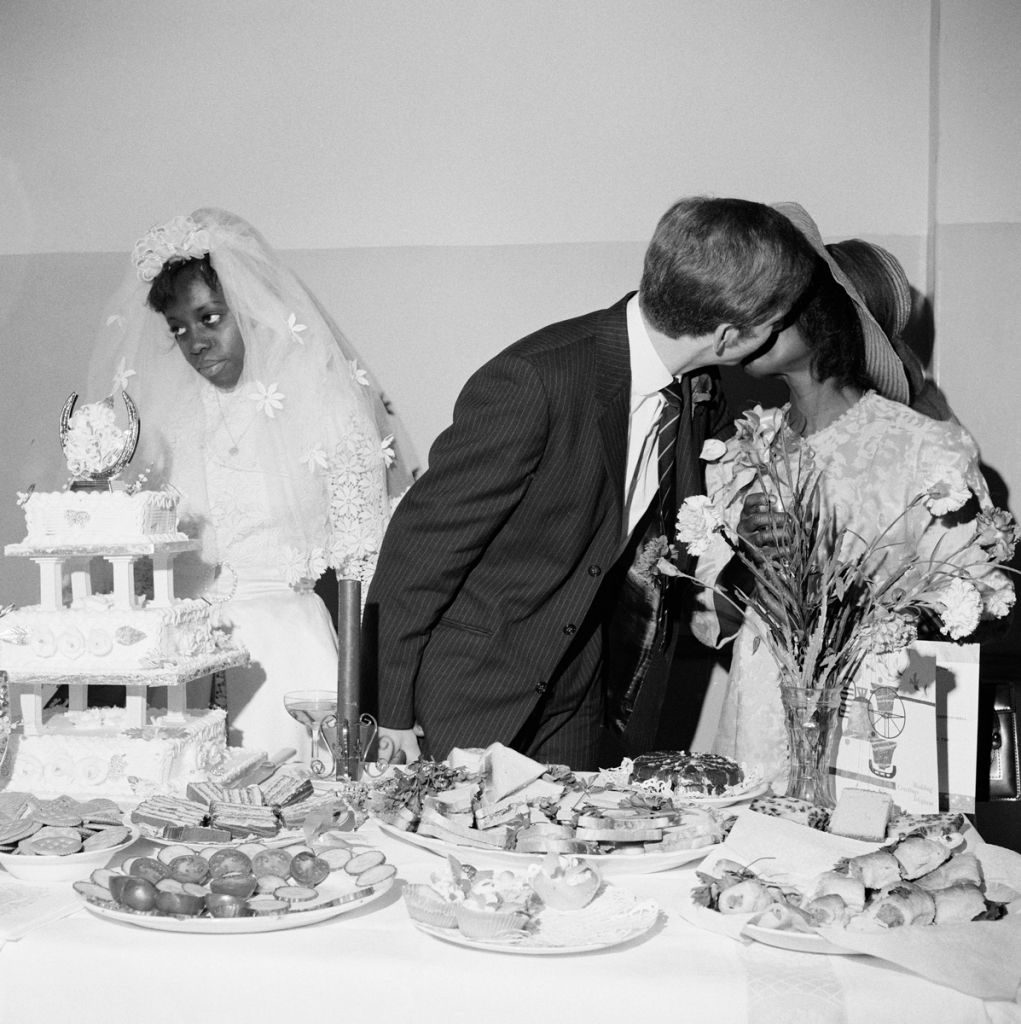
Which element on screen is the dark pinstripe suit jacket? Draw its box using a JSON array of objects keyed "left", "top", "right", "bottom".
[{"left": 367, "top": 294, "right": 728, "bottom": 760}]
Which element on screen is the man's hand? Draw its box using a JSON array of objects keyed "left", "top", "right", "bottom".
[{"left": 377, "top": 727, "right": 422, "bottom": 765}]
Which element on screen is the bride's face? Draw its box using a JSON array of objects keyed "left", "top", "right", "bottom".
[
  {"left": 741, "top": 321, "right": 813, "bottom": 379},
  {"left": 163, "top": 277, "right": 246, "bottom": 389}
]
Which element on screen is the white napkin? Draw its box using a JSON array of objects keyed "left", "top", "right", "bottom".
[{"left": 694, "top": 811, "right": 1021, "bottom": 1001}]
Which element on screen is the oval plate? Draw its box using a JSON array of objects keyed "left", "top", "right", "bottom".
[
  {"left": 78, "top": 875, "right": 393, "bottom": 934},
  {"left": 378, "top": 821, "right": 716, "bottom": 876}
]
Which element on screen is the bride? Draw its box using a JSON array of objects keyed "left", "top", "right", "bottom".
[{"left": 87, "top": 208, "right": 414, "bottom": 753}]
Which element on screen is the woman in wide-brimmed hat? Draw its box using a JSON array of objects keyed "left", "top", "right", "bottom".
[{"left": 688, "top": 203, "right": 1009, "bottom": 788}]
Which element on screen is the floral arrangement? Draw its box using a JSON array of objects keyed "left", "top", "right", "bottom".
[
  {"left": 62, "top": 397, "right": 134, "bottom": 480},
  {"left": 661, "top": 406, "right": 1018, "bottom": 697},
  {"left": 131, "top": 215, "right": 210, "bottom": 282}
]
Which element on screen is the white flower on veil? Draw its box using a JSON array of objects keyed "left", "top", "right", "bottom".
[
  {"left": 287, "top": 313, "right": 307, "bottom": 345},
  {"left": 350, "top": 360, "right": 370, "bottom": 387},
  {"left": 380, "top": 435, "right": 396, "bottom": 468},
  {"left": 112, "top": 358, "right": 136, "bottom": 392},
  {"left": 300, "top": 445, "right": 329, "bottom": 474},
  {"left": 249, "top": 382, "right": 285, "bottom": 418}
]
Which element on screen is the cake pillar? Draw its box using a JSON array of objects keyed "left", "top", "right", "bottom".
[
  {"left": 35, "top": 557, "right": 65, "bottom": 611},
  {"left": 68, "top": 685, "right": 88, "bottom": 712},
  {"left": 68, "top": 557, "right": 93, "bottom": 604},
  {"left": 165, "top": 683, "right": 187, "bottom": 723},
  {"left": 151, "top": 553, "right": 175, "bottom": 607},
  {"left": 18, "top": 685, "right": 44, "bottom": 737},
  {"left": 105, "top": 555, "right": 137, "bottom": 610},
  {"left": 125, "top": 684, "right": 147, "bottom": 730}
]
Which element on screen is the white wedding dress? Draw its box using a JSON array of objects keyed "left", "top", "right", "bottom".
[
  {"left": 692, "top": 392, "right": 995, "bottom": 787},
  {"left": 174, "top": 386, "right": 373, "bottom": 755}
]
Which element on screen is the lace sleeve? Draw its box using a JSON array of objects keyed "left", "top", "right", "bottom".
[{"left": 326, "top": 423, "right": 390, "bottom": 590}]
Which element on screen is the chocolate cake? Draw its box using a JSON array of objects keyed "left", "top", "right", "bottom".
[{"left": 631, "top": 751, "right": 744, "bottom": 796}]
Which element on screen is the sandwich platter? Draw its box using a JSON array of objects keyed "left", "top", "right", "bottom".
[{"left": 377, "top": 821, "right": 719, "bottom": 876}]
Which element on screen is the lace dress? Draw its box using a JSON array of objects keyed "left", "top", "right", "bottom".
[
  {"left": 692, "top": 392, "right": 993, "bottom": 787},
  {"left": 173, "top": 386, "right": 385, "bottom": 754}
]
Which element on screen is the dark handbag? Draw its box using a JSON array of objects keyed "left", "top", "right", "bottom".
[{"left": 990, "top": 683, "right": 1020, "bottom": 801}]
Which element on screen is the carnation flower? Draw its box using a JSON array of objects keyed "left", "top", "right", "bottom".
[
  {"left": 975, "top": 508, "right": 1021, "bottom": 562},
  {"left": 924, "top": 472, "right": 971, "bottom": 516},
  {"left": 936, "top": 578, "right": 983, "bottom": 640},
  {"left": 675, "top": 495, "right": 724, "bottom": 556}
]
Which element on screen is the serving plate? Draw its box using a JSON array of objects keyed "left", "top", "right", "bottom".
[
  {"left": 137, "top": 825, "right": 305, "bottom": 850},
  {"left": 378, "top": 821, "right": 717, "bottom": 876},
  {"left": 677, "top": 780, "right": 770, "bottom": 809},
  {"left": 79, "top": 875, "right": 394, "bottom": 934},
  {"left": 0, "top": 827, "right": 140, "bottom": 883},
  {"left": 414, "top": 886, "right": 660, "bottom": 954},
  {"left": 741, "top": 921, "right": 858, "bottom": 956}
]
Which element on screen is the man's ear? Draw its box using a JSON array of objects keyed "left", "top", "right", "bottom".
[{"left": 712, "top": 323, "right": 741, "bottom": 357}]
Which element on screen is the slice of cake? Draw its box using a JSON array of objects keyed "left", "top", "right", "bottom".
[{"left": 827, "top": 788, "right": 893, "bottom": 842}]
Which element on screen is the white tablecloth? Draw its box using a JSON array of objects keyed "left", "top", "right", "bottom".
[{"left": 1, "top": 820, "right": 1019, "bottom": 1024}]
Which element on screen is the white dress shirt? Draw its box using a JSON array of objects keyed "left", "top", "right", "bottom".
[{"left": 623, "top": 294, "right": 675, "bottom": 539}]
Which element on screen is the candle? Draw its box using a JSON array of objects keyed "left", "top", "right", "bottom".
[{"left": 336, "top": 578, "right": 361, "bottom": 779}]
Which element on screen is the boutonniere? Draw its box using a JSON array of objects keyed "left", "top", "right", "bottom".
[{"left": 690, "top": 373, "right": 714, "bottom": 416}]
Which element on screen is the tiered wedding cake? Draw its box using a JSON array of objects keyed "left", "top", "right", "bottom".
[{"left": 0, "top": 392, "right": 256, "bottom": 798}]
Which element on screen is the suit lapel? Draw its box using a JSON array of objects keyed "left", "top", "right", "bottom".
[{"left": 594, "top": 295, "right": 633, "bottom": 540}]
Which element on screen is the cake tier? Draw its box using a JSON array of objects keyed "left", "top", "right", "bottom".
[
  {"left": 0, "top": 597, "right": 218, "bottom": 673},
  {"left": 0, "top": 708, "right": 260, "bottom": 799},
  {"left": 23, "top": 490, "right": 187, "bottom": 546}
]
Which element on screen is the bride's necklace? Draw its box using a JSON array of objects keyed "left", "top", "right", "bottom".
[{"left": 214, "top": 390, "right": 259, "bottom": 456}]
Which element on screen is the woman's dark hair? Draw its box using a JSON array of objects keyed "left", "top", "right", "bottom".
[
  {"left": 146, "top": 255, "right": 221, "bottom": 314},
  {"left": 796, "top": 259, "right": 871, "bottom": 391}
]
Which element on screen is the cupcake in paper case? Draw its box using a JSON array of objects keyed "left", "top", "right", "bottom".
[
  {"left": 453, "top": 870, "right": 538, "bottom": 939},
  {"left": 528, "top": 854, "right": 601, "bottom": 911},
  {"left": 454, "top": 899, "right": 532, "bottom": 940},
  {"left": 402, "top": 883, "right": 459, "bottom": 929}
]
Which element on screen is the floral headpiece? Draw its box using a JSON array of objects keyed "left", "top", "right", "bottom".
[{"left": 131, "top": 215, "right": 211, "bottom": 282}]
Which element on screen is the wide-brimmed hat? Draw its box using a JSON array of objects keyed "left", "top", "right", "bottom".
[{"left": 772, "top": 202, "right": 910, "bottom": 405}]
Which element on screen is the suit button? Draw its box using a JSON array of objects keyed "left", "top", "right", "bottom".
[
  {"left": 587, "top": 564, "right": 601, "bottom": 577},
  {"left": 535, "top": 681, "right": 548, "bottom": 695},
  {"left": 562, "top": 623, "right": 577, "bottom": 636}
]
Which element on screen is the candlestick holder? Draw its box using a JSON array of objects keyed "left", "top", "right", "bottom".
[{"left": 321, "top": 708, "right": 378, "bottom": 782}]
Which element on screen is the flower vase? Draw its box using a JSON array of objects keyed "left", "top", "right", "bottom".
[{"left": 779, "top": 684, "right": 843, "bottom": 809}]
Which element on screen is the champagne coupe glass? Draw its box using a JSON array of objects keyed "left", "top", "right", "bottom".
[{"left": 283, "top": 690, "right": 337, "bottom": 776}]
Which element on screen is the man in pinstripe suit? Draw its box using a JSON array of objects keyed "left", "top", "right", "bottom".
[{"left": 368, "top": 197, "right": 815, "bottom": 770}]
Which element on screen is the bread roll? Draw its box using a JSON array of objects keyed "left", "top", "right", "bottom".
[
  {"left": 718, "top": 879, "right": 773, "bottom": 915},
  {"left": 931, "top": 883, "right": 987, "bottom": 924},
  {"left": 891, "top": 835, "right": 951, "bottom": 880},
  {"left": 914, "top": 851, "right": 984, "bottom": 892},
  {"left": 803, "top": 893, "right": 851, "bottom": 927},
  {"left": 869, "top": 882, "right": 936, "bottom": 927},
  {"left": 808, "top": 870, "right": 866, "bottom": 913},
  {"left": 846, "top": 850, "right": 902, "bottom": 890}
]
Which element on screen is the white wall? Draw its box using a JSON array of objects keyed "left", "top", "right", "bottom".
[
  {"left": 1, "top": 0, "right": 930, "bottom": 254},
  {"left": 933, "top": 0, "right": 1021, "bottom": 506},
  {"left": 4, "top": 0, "right": 1017, "bottom": 608}
]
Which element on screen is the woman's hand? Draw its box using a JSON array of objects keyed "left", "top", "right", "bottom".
[{"left": 737, "top": 492, "right": 792, "bottom": 561}]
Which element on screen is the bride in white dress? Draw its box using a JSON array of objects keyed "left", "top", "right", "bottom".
[
  {"left": 691, "top": 204, "right": 1010, "bottom": 787},
  {"left": 87, "top": 209, "right": 414, "bottom": 752}
]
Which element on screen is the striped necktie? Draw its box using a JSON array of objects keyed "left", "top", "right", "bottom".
[{"left": 657, "top": 380, "right": 685, "bottom": 539}]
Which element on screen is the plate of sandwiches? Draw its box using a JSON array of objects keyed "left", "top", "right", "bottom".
[
  {"left": 370, "top": 743, "right": 729, "bottom": 876},
  {"left": 130, "top": 772, "right": 339, "bottom": 847}
]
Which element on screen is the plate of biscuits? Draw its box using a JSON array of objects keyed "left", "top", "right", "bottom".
[{"left": 0, "top": 792, "right": 139, "bottom": 882}]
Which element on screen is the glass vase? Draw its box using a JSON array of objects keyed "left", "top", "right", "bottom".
[{"left": 779, "top": 683, "right": 844, "bottom": 809}]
